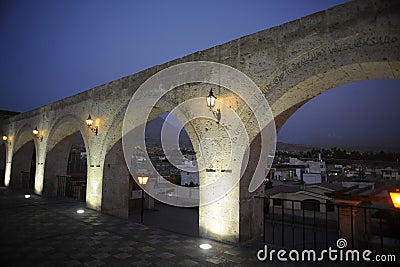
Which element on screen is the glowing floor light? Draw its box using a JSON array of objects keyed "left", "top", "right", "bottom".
[
  {"left": 24, "top": 194, "right": 31, "bottom": 199},
  {"left": 200, "top": 243, "right": 212, "bottom": 250},
  {"left": 76, "top": 209, "right": 85, "bottom": 214}
]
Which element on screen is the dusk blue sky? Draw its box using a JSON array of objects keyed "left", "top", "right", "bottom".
[{"left": 1, "top": 0, "right": 399, "bottom": 149}]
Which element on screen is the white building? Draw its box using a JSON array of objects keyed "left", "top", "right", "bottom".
[
  {"left": 289, "top": 157, "right": 327, "bottom": 183},
  {"left": 181, "top": 171, "right": 199, "bottom": 186},
  {"left": 176, "top": 158, "right": 199, "bottom": 186}
]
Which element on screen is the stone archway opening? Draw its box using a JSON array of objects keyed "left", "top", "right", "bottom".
[
  {"left": 10, "top": 140, "right": 36, "bottom": 192},
  {"left": 259, "top": 75, "right": 400, "bottom": 247},
  {"left": 277, "top": 78, "right": 400, "bottom": 149},
  {"left": 138, "top": 112, "right": 199, "bottom": 236},
  {"left": 44, "top": 131, "right": 87, "bottom": 200},
  {"left": 43, "top": 114, "right": 89, "bottom": 202},
  {"left": 102, "top": 110, "right": 200, "bottom": 236},
  {"left": 0, "top": 143, "right": 5, "bottom": 187}
]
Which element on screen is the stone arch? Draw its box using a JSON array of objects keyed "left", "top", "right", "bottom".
[
  {"left": 100, "top": 97, "right": 201, "bottom": 218},
  {"left": 270, "top": 62, "right": 400, "bottom": 131},
  {"left": 43, "top": 115, "right": 89, "bottom": 196},
  {"left": 11, "top": 124, "right": 37, "bottom": 190},
  {"left": 0, "top": 142, "right": 6, "bottom": 187},
  {"left": 242, "top": 54, "right": 399, "bottom": 244},
  {"left": 100, "top": 105, "right": 128, "bottom": 160},
  {"left": 46, "top": 114, "right": 90, "bottom": 158},
  {"left": 100, "top": 107, "right": 130, "bottom": 217},
  {"left": 100, "top": 103, "right": 169, "bottom": 218},
  {"left": 13, "top": 123, "right": 36, "bottom": 155}
]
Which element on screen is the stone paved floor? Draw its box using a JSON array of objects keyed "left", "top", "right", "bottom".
[
  {"left": 0, "top": 188, "right": 381, "bottom": 266},
  {"left": 0, "top": 188, "right": 266, "bottom": 267}
]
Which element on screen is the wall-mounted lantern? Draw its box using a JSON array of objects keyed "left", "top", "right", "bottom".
[
  {"left": 85, "top": 114, "right": 98, "bottom": 136},
  {"left": 138, "top": 176, "right": 149, "bottom": 224},
  {"left": 206, "top": 89, "right": 221, "bottom": 124},
  {"left": 2, "top": 134, "right": 10, "bottom": 145},
  {"left": 206, "top": 89, "right": 216, "bottom": 109},
  {"left": 33, "top": 127, "right": 43, "bottom": 142},
  {"left": 138, "top": 176, "right": 149, "bottom": 185}
]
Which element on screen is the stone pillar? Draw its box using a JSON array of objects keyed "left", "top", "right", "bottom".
[
  {"left": 191, "top": 115, "right": 241, "bottom": 243},
  {"left": 85, "top": 127, "right": 104, "bottom": 211},
  {"left": 4, "top": 143, "right": 13, "bottom": 187},
  {"left": 4, "top": 161, "right": 12, "bottom": 187},
  {"left": 102, "top": 139, "right": 130, "bottom": 218},
  {"left": 199, "top": 172, "right": 241, "bottom": 243},
  {"left": 195, "top": 118, "right": 264, "bottom": 243},
  {"left": 34, "top": 139, "right": 47, "bottom": 195},
  {"left": 34, "top": 164, "right": 45, "bottom": 195},
  {"left": 86, "top": 166, "right": 103, "bottom": 211}
]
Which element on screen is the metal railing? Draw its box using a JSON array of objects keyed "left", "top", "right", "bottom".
[
  {"left": 0, "top": 169, "right": 5, "bottom": 187},
  {"left": 255, "top": 196, "right": 400, "bottom": 254},
  {"left": 57, "top": 175, "right": 86, "bottom": 201}
]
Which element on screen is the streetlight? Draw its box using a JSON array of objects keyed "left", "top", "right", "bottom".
[
  {"left": 138, "top": 176, "right": 148, "bottom": 224},
  {"left": 389, "top": 189, "right": 400, "bottom": 209}
]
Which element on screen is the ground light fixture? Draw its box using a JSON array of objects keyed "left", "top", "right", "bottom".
[
  {"left": 32, "top": 127, "right": 43, "bottom": 142},
  {"left": 85, "top": 114, "right": 99, "bottom": 136},
  {"left": 199, "top": 243, "right": 212, "bottom": 250},
  {"left": 76, "top": 209, "right": 85, "bottom": 214},
  {"left": 24, "top": 194, "right": 31, "bottom": 199},
  {"left": 389, "top": 189, "right": 400, "bottom": 209}
]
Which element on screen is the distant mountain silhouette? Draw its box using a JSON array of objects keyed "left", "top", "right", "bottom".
[
  {"left": 145, "top": 116, "right": 192, "bottom": 147},
  {"left": 276, "top": 141, "right": 400, "bottom": 153},
  {"left": 144, "top": 116, "right": 399, "bottom": 152}
]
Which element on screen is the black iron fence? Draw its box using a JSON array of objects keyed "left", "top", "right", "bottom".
[
  {"left": 57, "top": 175, "right": 86, "bottom": 201},
  {"left": 0, "top": 169, "right": 5, "bottom": 187},
  {"left": 255, "top": 196, "right": 400, "bottom": 254}
]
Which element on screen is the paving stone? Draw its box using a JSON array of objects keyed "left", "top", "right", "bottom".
[
  {"left": 178, "top": 259, "right": 199, "bottom": 266},
  {"left": 84, "top": 260, "right": 105, "bottom": 267},
  {"left": 113, "top": 252, "right": 132, "bottom": 259},
  {"left": 0, "top": 188, "right": 270, "bottom": 267},
  {"left": 157, "top": 252, "right": 176, "bottom": 259}
]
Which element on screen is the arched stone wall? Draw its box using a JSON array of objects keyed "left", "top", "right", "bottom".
[
  {"left": 44, "top": 115, "right": 89, "bottom": 196},
  {"left": 10, "top": 141, "right": 35, "bottom": 190},
  {"left": 0, "top": 143, "right": 6, "bottom": 187},
  {"left": 46, "top": 115, "right": 90, "bottom": 160},
  {"left": 270, "top": 63, "right": 400, "bottom": 131},
  {"left": 0, "top": 0, "right": 397, "bottom": 244},
  {"left": 10, "top": 124, "right": 37, "bottom": 190},
  {"left": 43, "top": 133, "right": 76, "bottom": 196},
  {"left": 13, "top": 124, "right": 36, "bottom": 155},
  {"left": 102, "top": 139, "right": 130, "bottom": 218},
  {"left": 100, "top": 104, "right": 170, "bottom": 218}
]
